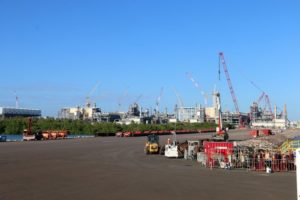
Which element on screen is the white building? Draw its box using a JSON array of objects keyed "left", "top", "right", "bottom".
[{"left": 175, "top": 104, "right": 205, "bottom": 123}]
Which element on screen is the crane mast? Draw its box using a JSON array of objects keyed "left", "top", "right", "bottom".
[
  {"left": 219, "top": 52, "right": 240, "bottom": 115},
  {"left": 156, "top": 87, "right": 164, "bottom": 113}
]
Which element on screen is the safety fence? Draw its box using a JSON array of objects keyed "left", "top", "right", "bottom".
[{"left": 196, "top": 150, "right": 296, "bottom": 172}]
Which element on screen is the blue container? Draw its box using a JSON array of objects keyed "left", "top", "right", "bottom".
[{"left": 0, "top": 135, "right": 7, "bottom": 142}]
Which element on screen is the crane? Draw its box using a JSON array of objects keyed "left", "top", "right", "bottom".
[
  {"left": 257, "top": 92, "right": 265, "bottom": 104},
  {"left": 118, "top": 89, "right": 129, "bottom": 112},
  {"left": 172, "top": 88, "right": 184, "bottom": 121},
  {"left": 155, "top": 87, "right": 164, "bottom": 113},
  {"left": 86, "top": 81, "right": 101, "bottom": 108},
  {"left": 219, "top": 52, "right": 240, "bottom": 114},
  {"left": 13, "top": 91, "right": 19, "bottom": 108},
  {"left": 219, "top": 52, "right": 243, "bottom": 127},
  {"left": 186, "top": 72, "right": 208, "bottom": 106},
  {"left": 264, "top": 94, "right": 273, "bottom": 115},
  {"left": 172, "top": 88, "right": 184, "bottom": 108}
]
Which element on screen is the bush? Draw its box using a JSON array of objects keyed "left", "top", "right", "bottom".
[{"left": 0, "top": 118, "right": 217, "bottom": 135}]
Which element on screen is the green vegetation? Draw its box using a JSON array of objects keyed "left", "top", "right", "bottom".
[{"left": 0, "top": 117, "right": 217, "bottom": 136}]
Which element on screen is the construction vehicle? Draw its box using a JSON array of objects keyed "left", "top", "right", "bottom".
[
  {"left": 164, "top": 131, "right": 181, "bottom": 158},
  {"left": 23, "top": 117, "right": 68, "bottom": 141},
  {"left": 212, "top": 92, "right": 229, "bottom": 141},
  {"left": 23, "top": 117, "right": 36, "bottom": 141},
  {"left": 144, "top": 134, "right": 160, "bottom": 154}
]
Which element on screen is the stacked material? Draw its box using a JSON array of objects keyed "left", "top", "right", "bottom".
[{"left": 237, "top": 129, "right": 300, "bottom": 150}]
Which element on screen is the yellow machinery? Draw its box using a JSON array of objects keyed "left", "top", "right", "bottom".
[
  {"left": 144, "top": 134, "right": 160, "bottom": 154},
  {"left": 280, "top": 139, "right": 300, "bottom": 154}
]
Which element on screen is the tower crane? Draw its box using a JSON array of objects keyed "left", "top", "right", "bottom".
[
  {"left": 186, "top": 72, "right": 208, "bottom": 106},
  {"left": 13, "top": 91, "right": 19, "bottom": 108},
  {"left": 155, "top": 87, "right": 164, "bottom": 113},
  {"left": 219, "top": 52, "right": 242, "bottom": 126},
  {"left": 172, "top": 88, "right": 185, "bottom": 121}
]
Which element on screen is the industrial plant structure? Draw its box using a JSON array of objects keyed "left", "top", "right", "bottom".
[{"left": 57, "top": 52, "right": 290, "bottom": 129}]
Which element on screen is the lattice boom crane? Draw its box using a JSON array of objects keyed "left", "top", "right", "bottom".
[{"left": 219, "top": 52, "right": 240, "bottom": 115}]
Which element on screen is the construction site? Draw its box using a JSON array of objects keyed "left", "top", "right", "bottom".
[
  {"left": 58, "top": 52, "right": 290, "bottom": 131},
  {"left": 0, "top": 52, "right": 298, "bottom": 200}
]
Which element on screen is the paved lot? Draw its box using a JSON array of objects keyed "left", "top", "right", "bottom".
[{"left": 0, "top": 132, "right": 296, "bottom": 200}]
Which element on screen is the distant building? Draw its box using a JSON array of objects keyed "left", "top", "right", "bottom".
[
  {"left": 59, "top": 106, "right": 102, "bottom": 121},
  {"left": 174, "top": 104, "right": 205, "bottom": 123},
  {"left": 250, "top": 104, "right": 289, "bottom": 129},
  {"left": 0, "top": 107, "right": 41, "bottom": 118}
]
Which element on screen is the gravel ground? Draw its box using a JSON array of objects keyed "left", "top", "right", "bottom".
[{"left": 0, "top": 132, "right": 296, "bottom": 200}]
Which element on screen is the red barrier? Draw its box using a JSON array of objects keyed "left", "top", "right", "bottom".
[{"left": 203, "top": 142, "right": 234, "bottom": 167}]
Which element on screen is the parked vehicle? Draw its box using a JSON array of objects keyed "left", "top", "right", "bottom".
[{"left": 144, "top": 134, "right": 160, "bottom": 154}]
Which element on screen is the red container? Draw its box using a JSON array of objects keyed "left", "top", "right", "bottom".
[
  {"left": 249, "top": 130, "right": 259, "bottom": 138},
  {"left": 198, "top": 128, "right": 215, "bottom": 133},
  {"left": 123, "top": 132, "right": 132, "bottom": 137},
  {"left": 150, "top": 131, "right": 158, "bottom": 134},
  {"left": 133, "top": 131, "right": 142, "bottom": 136},
  {"left": 260, "top": 129, "right": 271, "bottom": 136},
  {"left": 143, "top": 131, "right": 151, "bottom": 136}
]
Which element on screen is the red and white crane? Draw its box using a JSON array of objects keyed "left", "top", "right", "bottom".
[{"left": 219, "top": 52, "right": 243, "bottom": 126}]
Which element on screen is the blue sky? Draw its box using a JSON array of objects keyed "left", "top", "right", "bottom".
[{"left": 0, "top": 0, "right": 299, "bottom": 120}]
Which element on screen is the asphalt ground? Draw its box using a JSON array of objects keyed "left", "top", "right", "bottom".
[{"left": 0, "top": 132, "right": 296, "bottom": 200}]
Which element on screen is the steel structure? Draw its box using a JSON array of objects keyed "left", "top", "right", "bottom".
[{"left": 256, "top": 92, "right": 273, "bottom": 116}]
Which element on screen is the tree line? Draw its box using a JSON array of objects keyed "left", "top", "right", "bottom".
[{"left": 0, "top": 117, "right": 219, "bottom": 135}]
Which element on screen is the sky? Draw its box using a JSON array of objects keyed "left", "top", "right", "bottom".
[{"left": 0, "top": 0, "right": 299, "bottom": 120}]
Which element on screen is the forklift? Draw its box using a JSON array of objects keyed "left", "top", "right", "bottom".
[{"left": 144, "top": 134, "right": 160, "bottom": 154}]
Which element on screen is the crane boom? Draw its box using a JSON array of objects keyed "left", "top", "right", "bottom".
[
  {"left": 265, "top": 94, "right": 273, "bottom": 115},
  {"left": 219, "top": 52, "right": 240, "bottom": 114},
  {"left": 86, "top": 81, "right": 101, "bottom": 107},
  {"left": 186, "top": 72, "right": 208, "bottom": 105},
  {"left": 134, "top": 94, "right": 143, "bottom": 104},
  {"left": 257, "top": 92, "right": 265, "bottom": 104},
  {"left": 172, "top": 88, "right": 184, "bottom": 107}
]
